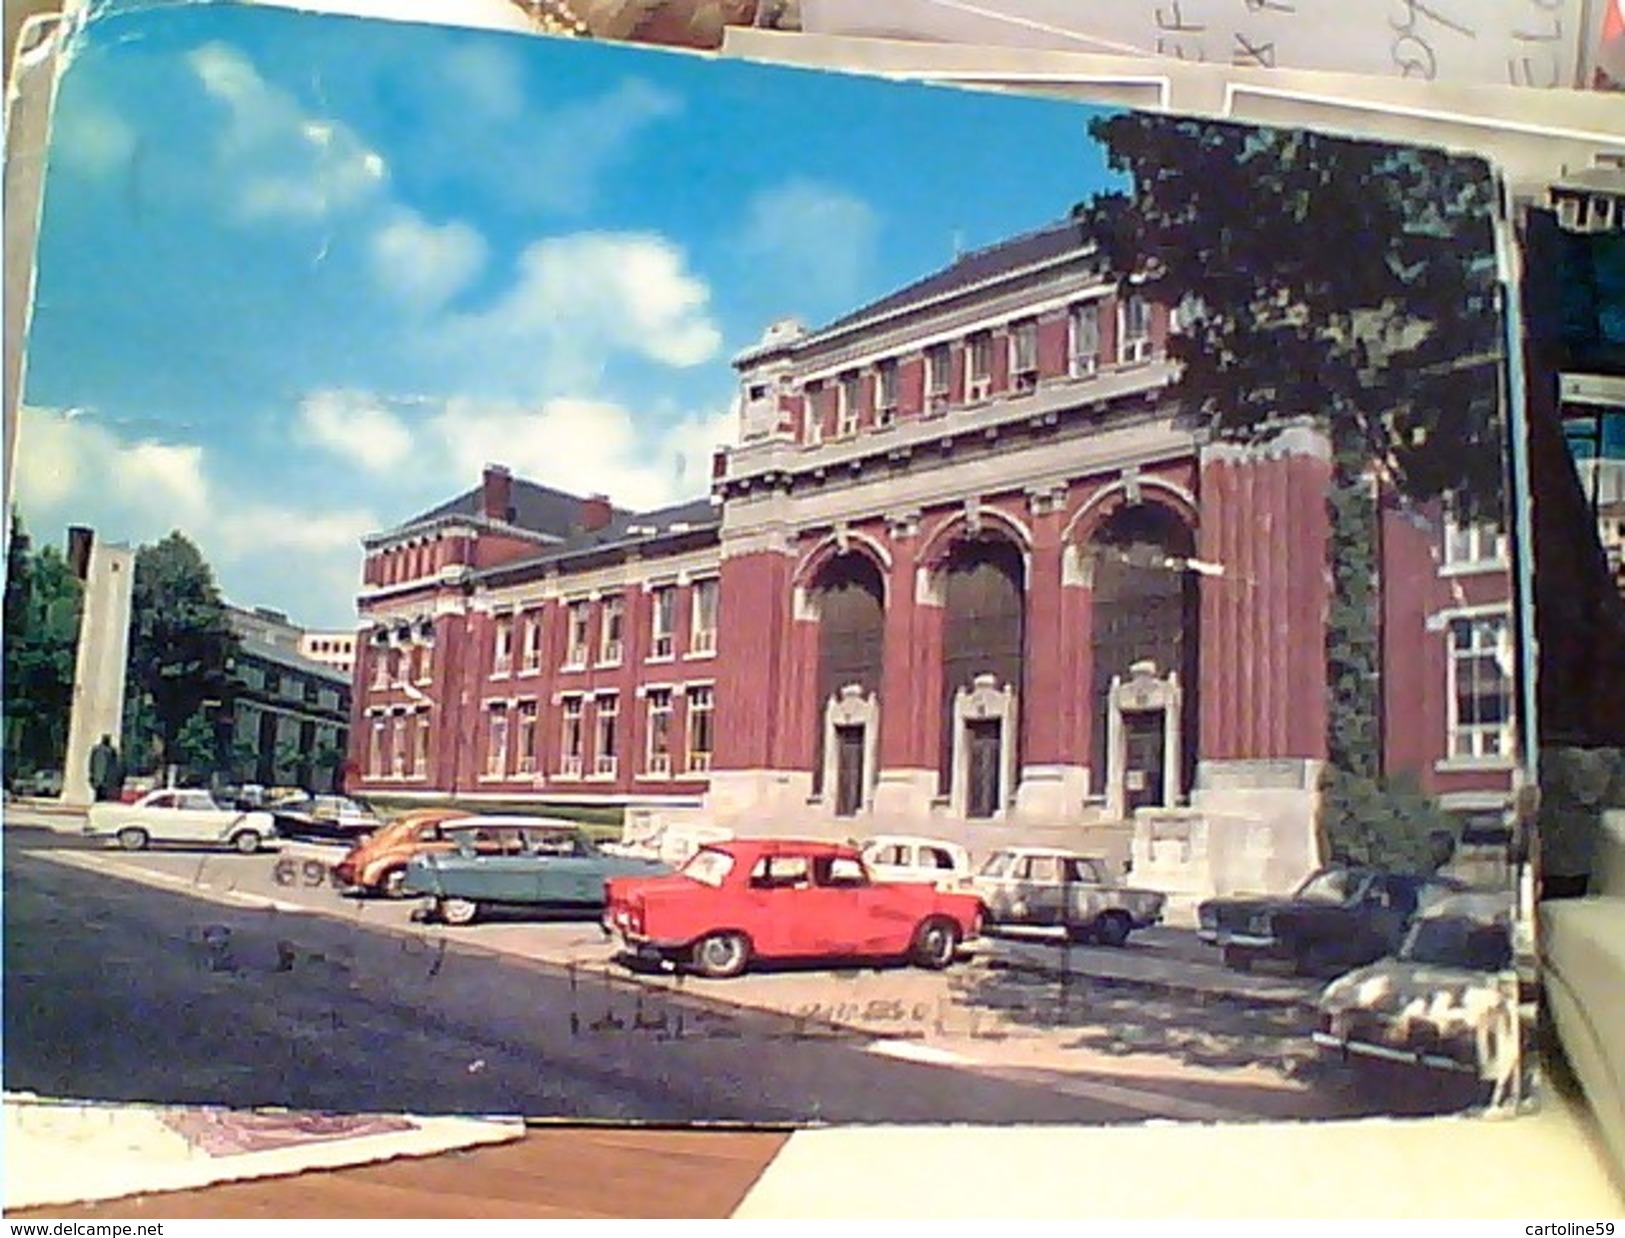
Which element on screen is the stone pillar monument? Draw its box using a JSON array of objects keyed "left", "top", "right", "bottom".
[{"left": 61, "top": 529, "right": 136, "bottom": 807}]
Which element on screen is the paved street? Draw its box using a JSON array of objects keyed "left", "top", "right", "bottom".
[{"left": 4, "top": 813, "right": 1394, "bottom": 1124}]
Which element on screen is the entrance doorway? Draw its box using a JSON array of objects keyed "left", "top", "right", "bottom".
[
  {"left": 1121, "top": 709, "right": 1166, "bottom": 813},
  {"left": 966, "top": 719, "right": 1003, "bottom": 819},
  {"left": 834, "top": 724, "right": 866, "bottom": 817}
]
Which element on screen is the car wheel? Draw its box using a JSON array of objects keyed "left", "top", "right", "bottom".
[
  {"left": 439, "top": 897, "right": 479, "bottom": 926},
  {"left": 1094, "top": 912, "right": 1133, "bottom": 948},
  {"left": 1221, "top": 944, "right": 1255, "bottom": 972},
  {"left": 233, "top": 830, "right": 261, "bottom": 854},
  {"left": 911, "top": 917, "right": 960, "bottom": 969},
  {"left": 381, "top": 868, "right": 408, "bottom": 899},
  {"left": 692, "top": 932, "right": 750, "bottom": 978},
  {"left": 116, "top": 827, "right": 149, "bottom": 852}
]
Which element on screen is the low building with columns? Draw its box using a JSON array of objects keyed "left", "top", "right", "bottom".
[{"left": 349, "top": 213, "right": 1520, "bottom": 902}]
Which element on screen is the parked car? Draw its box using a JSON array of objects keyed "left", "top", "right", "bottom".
[
  {"left": 860, "top": 834, "right": 973, "bottom": 889},
  {"left": 12, "top": 769, "right": 63, "bottom": 798},
  {"left": 268, "top": 794, "right": 383, "bottom": 841},
  {"left": 603, "top": 837, "right": 984, "bottom": 978},
  {"left": 404, "top": 817, "right": 671, "bottom": 925},
  {"left": 331, "top": 807, "right": 473, "bottom": 897},
  {"left": 1313, "top": 892, "right": 1520, "bottom": 1103},
  {"left": 1197, "top": 865, "right": 1467, "bottom": 976},
  {"left": 974, "top": 846, "right": 1166, "bottom": 946},
  {"left": 84, "top": 788, "right": 276, "bottom": 852}
]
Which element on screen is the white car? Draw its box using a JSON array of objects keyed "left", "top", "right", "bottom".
[
  {"left": 85, "top": 788, "right": 276, "bottom": 853},
  {"left": 861, "top": 835, "right": 974, "bottom": 889}
]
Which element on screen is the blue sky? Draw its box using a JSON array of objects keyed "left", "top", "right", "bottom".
[{"left": 16, "top": 2, "right": 1125, "bottom": 629}]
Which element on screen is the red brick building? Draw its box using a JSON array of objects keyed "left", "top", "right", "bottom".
[{"left": 350, "top": 215, "right": 1520, "bottom": 895}]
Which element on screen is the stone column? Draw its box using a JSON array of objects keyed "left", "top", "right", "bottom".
[
  {"left": 1015, "top": 484, "right": 1086, "bottom": 820},
  {"left": 61, "top": 537, "right": 135, "bottom": 807},
  {"left": 873, "top": 509, "right": 935, "bottom": 824},
  {"left": 1193, "top": 423, "right": 1332, "bottom": 895}
]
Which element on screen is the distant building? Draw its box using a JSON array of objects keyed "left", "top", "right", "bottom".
[
  {"left": 299, "top": 630, "right": 356, "bottom": 677},
  {"left": 223, "top": 603, "right": 351, "bottom": 789}
]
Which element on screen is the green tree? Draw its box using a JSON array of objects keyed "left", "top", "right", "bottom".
[
  {"left": 1077, "top": 115, "right": 1506, "bottom": 865},
  {"left": 173, "top": 711, "right": 221, "bottom": 782},
  {"left": 2, "top": 513, "right": 84, "bottom": 779},
  {"left": 126, "top": 532, "right": 241, "bottom": 768}
]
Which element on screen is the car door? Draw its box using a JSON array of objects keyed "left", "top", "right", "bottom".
[
  {"left": 814, "top": 853, "right": 907, "bottom": 954},
  {"left": 530, "top": 831, "right": 602, "bottom": 906},
  {"left": 172, "top": 791, "right": 230, "bottom": 843},
  {"left": 1019, "top": 854, "right": 1067, "bottom": 925},
  {"left": 455, "top": 828, "right": 530, "bottom": 903},
  {"left": 743, "top": 853, "right": 834, "bottom": 957}
]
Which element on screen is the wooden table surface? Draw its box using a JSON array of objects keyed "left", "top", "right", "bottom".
[{"left": 6, "top": 1127, "right": 792, "bottom": 1219}]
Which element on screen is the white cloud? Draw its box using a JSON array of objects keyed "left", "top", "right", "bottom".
[
  {"left": 14, "top": 406, "right": 208, "bottom": 528},
  {"left": 185, "top": 41, "right": 387, "bottom": 222},
  {"left": 739, "top": 179, "right": 879, "bottom": 310},
  {"left": 296, "top": 389, "right": 417, "bottom": 474},
  {"left": 51, "top": 98, "right": 138, "bottom": 180},
  {"left": 436, "top": 232, "right": 722, "bottom": 396},
  {"left": 369, "top": 210, "right": 488, "bottom": 311},
  {"left": 436, "top": 41, "right": 526, "bottom": 120},
  {"left": 12, "top": 406, "right": 376, "bottom": 627}
]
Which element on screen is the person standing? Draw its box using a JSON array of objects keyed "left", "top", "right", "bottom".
[{"left": 88, "top": 734, "right": 124, "bottom": 802}]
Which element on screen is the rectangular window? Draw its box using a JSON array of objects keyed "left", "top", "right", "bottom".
[
  {"left": 925, "top": 343, "right": 952, "bottom": 408},
  {"left": 650, "top": 586, "right": 676, "bottom": 660},
  {"left": 1449, "top": 616, "right": 1514, "bottom": 760},
  {"left": 1069, "top": 302, "right": 1100, "bottom": 377},
  {"left": 1120, "top": 294, "right": 1152, "bottom": 365},
  {"left": 414, "top": 713, "right": 430, "bottom": 776},
  {"left": 966, "top": 332, "right": 992, "bottom": 397},
  {"left": 803, "top": 380, "right": 824, "bottom": 445},
  {"left": 559, "top": 697, "right": 584, "bottom": 777},
  {"left": 1443, "top": 519, "right": 1509, "bottom": 570},
  {"left": 599, "top": 595, "right": 625, "bottom": 665},
  {"left": 516, "top": 701, "right": 537, "bottom": 775},
  {"left": 485, "top": 706, "right": 508, "bottom": 777},
  {"left": 595, "top": 694, "right": 619, "bottom": 777},
  {"left": 686, "top": 686, "right": 714, "bottom": 774},
  {"left": 388, "top": 716, "right": 405, "bottom": 778},
  {"left": 491, "top": 616, "right": 513, "bottom": 676},
  {"left": 416, "top": 638, "right": 434, "bottom": 684},
  {"left": 565, "top": 601, "right": 591, "bottom": 667},
  {"left": 838, "top": 371, "right": 862, "bottom": 437},
  {"left": 689, "top": 579, "right": 719, "bottom": 655},
  {"left": 1010, "top": 318, "right": 1038, "bottom": 387},
  {"left": 402, "top": 714, "right": 416, "bottom": 777},
  {"left": 646, "top": 689, "right": 674, "bottom": 776},
  {"left": 875, "top": 359, "right": 898, "bottom": 426},
  {"left": 370, "top": 718, "right": 386, "bottom": 777},
  {"left": 520, "top": 614, "right": 541, "bottom": 673}
]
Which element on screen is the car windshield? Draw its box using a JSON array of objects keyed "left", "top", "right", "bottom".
[
  {"left": 1401, "top": 915, "right": 1512, "bottom": 970},
  {"left": 1296, "top": 869, "right": 1361, "bottom": 904},
  {"left": 979, "top": 852, "right": 1015, "bottom": 878},
  {"left": 681, "top": 848, "right": 734, "bottom": 888}
]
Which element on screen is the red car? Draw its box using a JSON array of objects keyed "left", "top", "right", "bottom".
[{"left": 602, "top": 837, "right": 983, "bottom": 978}]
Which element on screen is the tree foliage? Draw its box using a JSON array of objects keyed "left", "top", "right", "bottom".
[
  {"left": 2, "top": 512, "right": 83, "bottom": 778},
  {"left": 1077, "top": 114, "right": 1509, "bottom": 866},
  {"left": 126, "top": 531, "right": 241, "bottom": 768}
]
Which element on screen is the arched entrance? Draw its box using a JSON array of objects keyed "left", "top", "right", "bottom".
[
  {"left": 1087, "top": 504, "right": 1199, "bottom": 814},
  {"left": 939, "top": 536, "right": 1026, "bottom": 819},
  {"left": 810, "top": 552, "right": 885, "bottom": 816}
]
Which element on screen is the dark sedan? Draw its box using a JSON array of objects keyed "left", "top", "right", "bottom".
[{"left": 1197, "top": 865, "right": 1466, "bottom": 976}]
